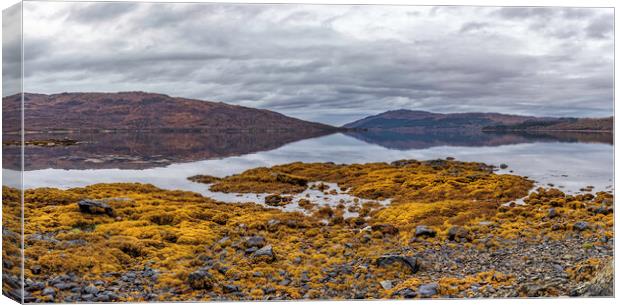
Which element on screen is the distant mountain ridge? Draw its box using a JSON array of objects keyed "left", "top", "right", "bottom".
[
  {"left": 343, "top": 109, "right": 611, "bottom": 132},
  {"left": 2, "top": 92, "right": 339, "bottom": 133},
  {"left": 483, "top": 117, "right": 613, "bottom": 132}
]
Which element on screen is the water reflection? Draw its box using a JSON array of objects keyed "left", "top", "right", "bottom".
[
  {"left": 345, "top": 129, "right": 612, "bottom": 150},
  {"left": 4, "top": 129, "right": 334, "bottom": 170},
  {"left": 11, "top": 131, "right": 613, "bottom": 195}
]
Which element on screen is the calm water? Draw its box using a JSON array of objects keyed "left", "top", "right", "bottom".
[{"left": 5, "top": 131, "right": 613, "bottom": 196}]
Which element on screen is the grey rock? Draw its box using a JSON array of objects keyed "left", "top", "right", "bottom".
[
  {"left": 415, "top": 225, "right": 436, "bottom": 238},
  {"left": 448, "top": 226, "right": 471, "bottom": 242},
  {"left": 376, "top": 255, "right": 420, "bottom": 273},
  {"left": 42, "top": 287, "right": 55, "bottom": 296},
  {"left": 83, "top": 285, "right": 99, "bottom": 295},
  {"left": 380, "top": 280, "right": 393, "bottom": 290},
  {"left": 81, "top": 294, "right": 95, "bottom": 301},
  {"left": 187, "top": 269, "right": 214, "bottom": 290},
  {"left": 30, "top": 265, "right": 42, "bottom": 275},
  {"left": 253, "top": 245, "right": 276, "bottom": 261},
  {"left": 223, "top": 284, "right": 240, "bottom": 293},
  {"left": 54, "top": 282, "right": 77, "bottom": 290},
  {"left": 245, "top": 236, "right": 266, "bottom": 248},
  {"left": 78, "top": 199, "right": 116, "bottom": 217},
  {"left": 418, "top": 283, "right": 439, "bottom": 298},
  {"left": 26, "top": 281, "right": 46, "bottom": 292},
  {"left": 393, "top": 288, "right": 417, "bottom": 298},
  {"left": 573, "top": 221, "right": 590, "bottom": 231}
]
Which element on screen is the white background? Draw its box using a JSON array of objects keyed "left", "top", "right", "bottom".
[{"left": 0, "top": 0, "right": 617, "bottom": 304}]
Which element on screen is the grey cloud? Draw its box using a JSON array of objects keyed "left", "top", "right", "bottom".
[
  {"left": 66, "top": 2, "right": 139, "bottom": 23},
  {"left": 2, "top": 3, "right": 22, "bottom": 96},
  {"left": 586, "top": 14, "right": 614, "bottom": 38},
  {"left": 19, "top": 3, "right": 614, "bottom": 125},
  {"left": 495, "top": 7, "right": 556, "bottom": 19},
  {"left": 459, "top": 22, "right": 489, "bottom": 33}
]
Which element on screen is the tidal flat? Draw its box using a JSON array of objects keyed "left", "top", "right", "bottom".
[{"left": 2, "top": 159, "right": 613, "bottom": 302}]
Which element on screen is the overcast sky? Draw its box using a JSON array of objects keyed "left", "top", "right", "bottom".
[{"left": 14, "top": 2, "right": 615, "bottom": 125}]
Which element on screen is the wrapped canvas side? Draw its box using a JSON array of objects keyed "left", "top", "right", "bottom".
[{"left": 2, "top": 2, "right": 24, "bottom": 304}]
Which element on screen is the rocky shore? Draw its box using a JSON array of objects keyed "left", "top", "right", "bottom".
[{"left": 2, "top": 159, "right": 613, "bottom": 302}]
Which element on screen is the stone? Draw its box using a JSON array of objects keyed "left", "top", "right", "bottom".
[
  {"left": 26, "top": 282, "right": 45, "bottom": 292},
  {"left": 187, "top": 270, "right": 214, "bottom": 290},
  {"left": 371, "top": 224, "right": 399, "bottom": 235},
  {"left": 573, "top": 221, "right": 590, "bottom": 231},
  {"left": 592, "top": 206, "right": 612, "bottom": 215},
  {"left": 499, "top": 163, "right": 508, "bottom": 169},
  {"left": 253, "top": 245, "right": 276, "bottom": 262},
  {"left": 447, "top": 226, "right": 471, "bottom": 242},
  {"left": 548, "top": 208, "right": 558, "bottom": 218},
  {"left": 415, "top": 225, "right": 436, "bottom": 238},
  {"left": 376, "top": 255, "right": 420, "bottom": 273},
  {"left": 393, "top": 288, "right": 417, "bottom": 299},
  {"left": 41, "top": 287, "right": 55, "bottom": 296},
  {"left": 83, "top": 285, "right": 99, "bottom": 295},
  {"left": 80, "top": 294, "right": 95, "bottom": 301},
  {"left": 244, "top": 236, "right": 266, "bottom": 248},
  {"left": 30, "top": 265, "right": 42, "bottom": 275},
  {"left": 379, "top": 280, "right": 393, "bottom": 290},
  {"left": 264, "top": 194, "right": 292, "bottom": 206},
  {"left": 77, "top": 199, "right": 116, "bottom": 217},
  {"left": 223, "top": 284, "right": 240, "bottom": 293},
  {"left": 54, "top": 282, "right": 77, "bottom": 290},
  {"left": 418, "top": 283, "right": 439, "bottom": 298}
]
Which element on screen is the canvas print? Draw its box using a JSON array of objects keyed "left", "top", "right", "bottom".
[{"left": 2, "top": 1, "right": 614, "bottom": 303}]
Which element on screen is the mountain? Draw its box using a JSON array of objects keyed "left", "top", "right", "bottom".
[
  {"left": 483, "top": 117, "right": 613, "bottom": 132},
  {"left": 342, "top": 109, "right": 548, "bottom": 130},
  {"left": 2, "top": 92, "right": 338, "bottom": 133},
  {"left": 343, "top": 109, "right": 612, "bottom": 132}
]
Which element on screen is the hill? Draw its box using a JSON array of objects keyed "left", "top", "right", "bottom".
[
  {"left": 342, "top": 109, "right": 546, "bottom": 130},
  {"left": 483, "top": 117, "right": 613, "bottom": 132},
  {"left": 2, "top": 92, "right": 338, "bottom": 133},
  {"left": 343, "top": 109, "right": 611, "bottom": 133}
]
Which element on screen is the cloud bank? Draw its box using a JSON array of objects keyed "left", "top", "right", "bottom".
[{"left": 17, "top": 2, "right": 614, "bottom": 125}]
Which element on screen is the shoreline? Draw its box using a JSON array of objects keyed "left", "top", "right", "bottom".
[{"left": 3, "top": 160, "right": 613, "bottom": 301}]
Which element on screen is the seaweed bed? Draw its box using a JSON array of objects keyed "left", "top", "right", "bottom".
[{"left": 2, "top": 159, "right": 614, "bottom": 302}]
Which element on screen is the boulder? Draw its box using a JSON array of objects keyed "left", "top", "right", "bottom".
[
  {"left": 379, "top": 280, "right": 393, "bottom": 290},
  {"left": 274, "top": 173, "right": 308, "bottom": 186},
  {"left": 371, "top": 224, "right": 399, "bottom": 235},
  {"left": 77, "top": 200, "right": 116, "bottom": 217},
  {"left": 447, "top": 226, "right": 471, "bottom": 242},
  {"left": 591, "top": 206, "right": 612, "bottom": 215},
  {"left": 393, "top": 288, "right": 417, "bottom": 299},
  {"left": 415, "top": 225, "right": 436, "bottom": 238},
  {"left": 573, "top": 221, "right": 590, "bottom": 231},
  {"left": 223, "top": 284, "right": 240, "bottom": 293},
  {"left": 244, "top": 236, "right": 266, "bottom": 249},
  {"left": 41, "top": 287, "right": 56, "bottom": 296},
  {"left": 187, "top": 269, "right": 214, "bottom": 290},
  {"left": 253, "top": 245, "right": 276, "bottom": 262},
  {"left": 264, "top": 194, "right": 293, "bottom": 206},
  {"left": 376, "top": 255, "right": 420, "bottom": 273},
  {"left": 30, "top": 265, "right": 42, "bottom": 275},
  {"left": 82, "top": 285, "right": 99, "bottom": 295},
  {"left": 418, "top": 283, "right": 439, "bottom": 298}
]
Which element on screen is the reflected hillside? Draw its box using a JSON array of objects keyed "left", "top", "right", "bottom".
[
  {"left": 4, "top": 129, "right": 336, "bottom": 170},
  {"left": 345, "top": 129, "right": 612, "bottom": 150}
]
